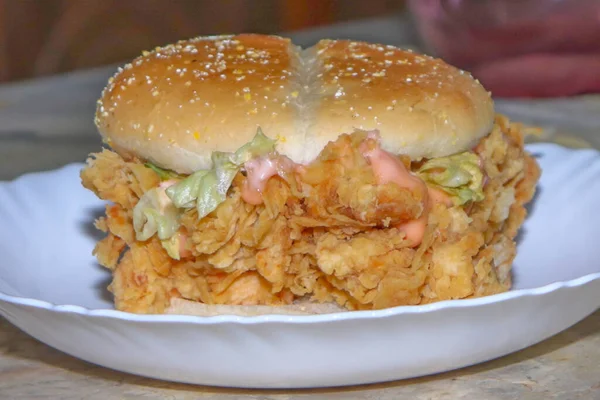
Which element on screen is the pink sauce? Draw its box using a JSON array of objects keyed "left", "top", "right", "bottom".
[
  {"left": 361, "top": 135, "right": 451, "bottom": 247},
  {"left": 362, "top": 146, "right": 425, "bottom": 193},
  {"left": 241, "top": 157, "right": 284, "bottom": 205},
  {"left": 177, "top": 231, "right": 192, "bottom": 258},
  {"left": 239, "top": 132, "right": 454, "bottom": 246}
]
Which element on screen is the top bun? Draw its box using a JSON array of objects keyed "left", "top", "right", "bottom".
[{"left": 96, "top": 34, "right": 494, "bottom": 173}]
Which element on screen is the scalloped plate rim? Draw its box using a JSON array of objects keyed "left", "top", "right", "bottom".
[{"left": 0, "top": 271, "right": 598, "bottom": 324}]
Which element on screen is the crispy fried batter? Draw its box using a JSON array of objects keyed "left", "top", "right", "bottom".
[{"left": 81, "top": 115, "right": 541, "bottom": 313}]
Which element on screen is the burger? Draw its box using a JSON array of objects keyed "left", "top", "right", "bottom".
[{"left": 81, "top": 34, "right": 540, "bottom": 315}]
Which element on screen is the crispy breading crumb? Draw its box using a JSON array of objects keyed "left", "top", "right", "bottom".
[{"left": 81, "top": 115, "right": 540, "bottom": 313}]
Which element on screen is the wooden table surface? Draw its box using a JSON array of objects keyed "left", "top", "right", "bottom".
[{"left": 0, "top": 15, "right": 599, "bottom": 399}]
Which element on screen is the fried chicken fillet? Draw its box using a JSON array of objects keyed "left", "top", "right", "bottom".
[{"left": 80, "top": 34, "right": 540, "bottom": 315}]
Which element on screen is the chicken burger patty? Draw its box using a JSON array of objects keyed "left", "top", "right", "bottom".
[{"left": 81, "top": 34, "right": 541, "bottom": 315}]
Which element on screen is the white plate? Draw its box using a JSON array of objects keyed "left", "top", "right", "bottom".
[{"left": 0, "top": 143, "right": 599, "bottom": 389}]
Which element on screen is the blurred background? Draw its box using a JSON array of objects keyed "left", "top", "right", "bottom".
[
  {"left": 2, "top": 0, "right": 599, "bottom": 98},
  {"left": 0, "top": 0, "right": 405, "bottom": 83}
]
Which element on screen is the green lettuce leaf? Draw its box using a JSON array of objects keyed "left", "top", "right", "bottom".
[
  {"left": 133, "top": 187, "right": 180, "bottom": 241},
  {"left": 144, "top": 162, "right": 182, "bottom": 180},
  {"left": 161, "top": 235, "right": 181, "bottom": 260},
  {"left": 166, "top": 128, "right": 276, "bottom": 219},
  {"left": 132, "top": 128, "right": 275, "bottom": 248},
  {"left": 417, "top": 152, "right": 484, "bottom": 205},
  {"left": 229, "top": 128, "right": 276, "bottom": 164},
  {"left": 166, "top": 170, "right": 209, "bottom": 209}
]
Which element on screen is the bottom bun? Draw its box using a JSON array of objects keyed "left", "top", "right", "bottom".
[{"left": 164, "top": 298, "right": 348, "bottom": 317}]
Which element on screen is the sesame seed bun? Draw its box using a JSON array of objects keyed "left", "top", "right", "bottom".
[{"left": 96, "top": 34, "right": 494, "bottom": 173}]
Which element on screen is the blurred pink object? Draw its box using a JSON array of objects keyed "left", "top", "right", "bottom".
[{"left": 408, "top": 0, "right": 600, "bottom": 97}]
